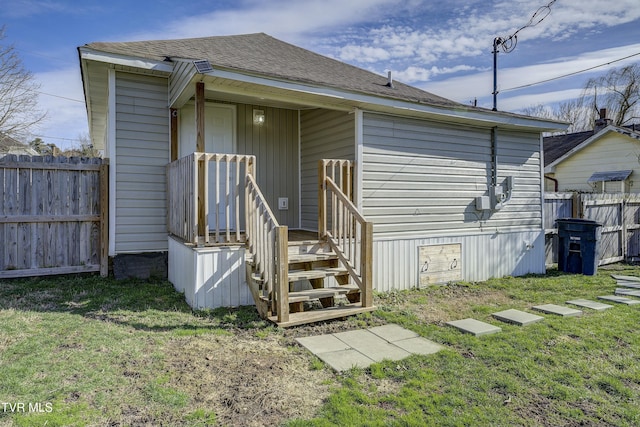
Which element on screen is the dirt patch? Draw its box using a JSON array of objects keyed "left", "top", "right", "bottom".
[
  {"left": 161, "top": 333, "right": 332, "bottom": 427},
  {"left": 399, "top": 285, "right": 513, "bottom": 324}
]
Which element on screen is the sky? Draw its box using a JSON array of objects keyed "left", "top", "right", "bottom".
[{"left": 1, "top": 0, "right": 640, "bottom": 149}]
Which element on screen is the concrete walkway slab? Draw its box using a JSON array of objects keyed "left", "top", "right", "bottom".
[
  {"left": 333, "top": 330, "right": 411, "bottom": 362},
  {"left": 446, "top": 318, "right": 502, "bottom": 336},
  {"left": 532, "top": 304, "right": 582, "bottom": 317},
  {"left": 296, "top": 334, "right": 351, "bottom": 354},
  {"left": 296, "top": 324, "right": 445, "bottom": 372},
  {"left": 615, "top": 288, "right": 640, "bottom": 297},
  {"left": 566, "top": 299, "right": 613, "bottom": 311},
  {"left": 492, "top": 309, "right": 544, "bottom": 326},
  {"left": 369, "top": 324, "right": 419, "bottom": 342},
  {"left": 611, "top": 274, "right": 640, "bottom": 282},
  {"left": 598, "top": 295, "right": 640, "bottom": 305},
  {"left": 315, "top": 349, "right": 375, "bottom": 372},
  {"left": 393, "top": 337, "right": 444, "bottom": 355},
  {"left": 615, "top": 281, "right": 640, "bottom": 289}
]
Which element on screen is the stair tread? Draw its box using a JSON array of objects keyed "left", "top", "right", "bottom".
[
  {"left": 291, "top": 285, "right": 358, "bottom": 298},
  {"left": 269, "top": 303, "right": 376, "bottom": 327},
  {"left": 288, "top": 253, "right": 338, "bottom": 263},
  {"left": 288, "top": 267, "right": 348, "bottom": 281}
]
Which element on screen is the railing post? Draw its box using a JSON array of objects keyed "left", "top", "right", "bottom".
[
  {"left": 361, "top": 221, "right": 373, "bottom": 308},
  {"left": 276, "top": 225, "right": 289, "bottom": 323},
  {"left": 318, "top": 160, "right": 327, "bottom": 239}
]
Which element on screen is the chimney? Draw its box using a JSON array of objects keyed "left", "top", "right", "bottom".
[{"left": 594, "top": 108, "right": 612, "bottom": 132}]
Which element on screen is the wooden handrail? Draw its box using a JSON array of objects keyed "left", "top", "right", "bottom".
[
  {"left": 318, "top": 159, "right": 373, "bottom": 308},
  {"left": 245, "top": 173, "right": 289, "bottom": 322}
]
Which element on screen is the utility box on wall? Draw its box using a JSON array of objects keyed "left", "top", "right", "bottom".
[{"left": 419, "top": 243, "right": 462, "bottom": 286}]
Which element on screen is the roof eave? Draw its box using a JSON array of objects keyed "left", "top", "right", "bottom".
[
  {"left": 78, "top": 47, "right": 174, "bottom": 73},
  {"left": 196, "top": 66, "right": 568, "bottom": 131}
]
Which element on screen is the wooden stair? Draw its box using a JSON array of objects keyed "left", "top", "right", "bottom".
[{"left": 247, "top": 238, "right": 375, "bottom": 327}]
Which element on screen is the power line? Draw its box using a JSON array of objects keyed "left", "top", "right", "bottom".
[
  {"left": 501, "top": 51, "right": 640, "bottom": 93},
  {"left": 22, "top": 85, "right": 84, "bottom": 103},
  {"left": 30, "top": 134, "right": 84, "bottom": 143},
  {"left": 493, "top": 0, "right": 557, "bottom": 110}
]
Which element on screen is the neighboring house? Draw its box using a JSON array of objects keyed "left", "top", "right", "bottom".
[
  {"left": 78, "top": 33, "right": 564, "bottom": 325},
  {"left": 0, "top": 134, "right": 38, "bottom": 156},
  {"left": 544, "top": 111, "right": 640, "bottom": 193}
]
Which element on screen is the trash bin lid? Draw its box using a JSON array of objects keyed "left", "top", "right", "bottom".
[{"left": 556, "top": 218, "right": 601, "bottom": 226}]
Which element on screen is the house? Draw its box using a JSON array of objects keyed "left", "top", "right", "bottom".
[
  {"left": 544, "top": 109, "right": 640, "bottom": 193},
  {"left": 0, "top": 134, "right": 38, "bottom": 156},
  {"left": 78, "top": 33, "right": 565, "bottom": 326}
]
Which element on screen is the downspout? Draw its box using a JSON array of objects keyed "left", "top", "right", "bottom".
[
  {"left": 491, "top": 126, "right": 498, "bottom": 187},
  {"left": 545, "top": 175, "right": 559, "bottom": 192}
]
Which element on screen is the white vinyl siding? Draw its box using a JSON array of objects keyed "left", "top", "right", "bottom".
[
  {"left": 552, "top": 132, "right": 640, "bottom": 192},
  {"left": 169, "top": 60, "right": 196, "bottom": 107},
  {"left": 373, "top": 231, "right": 546, "bottom": 291},
  {"left": 362, "top": 113, "right": 542, "bottom": 238},
  {"left": 300, "top": 109, "right": 355, "bottom": 230},
  {"left": 115, "top": 72, "right": 169, "bottom": 253}
]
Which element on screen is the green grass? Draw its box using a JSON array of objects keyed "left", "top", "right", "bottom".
[
  {"left": 290, "top": 265, "right": 640, "bottom": 426},
  {"left": 1, "top": 266, "right": 640, "bottom": 426}
]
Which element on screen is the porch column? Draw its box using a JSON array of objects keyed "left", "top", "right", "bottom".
[
  {"left": 170, "top": 108, "right": 178, "bottom": 161},
  {"left": 196, "top": 82, "right": 206, "bottom": 238}
]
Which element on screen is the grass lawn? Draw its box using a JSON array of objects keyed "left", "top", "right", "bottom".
[{"left": 1, "top": 265, "right": 639, "bottom": 426}]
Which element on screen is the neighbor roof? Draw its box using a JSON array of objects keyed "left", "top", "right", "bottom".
[
  {"left": 544, "top": 125, "right": 640, "bottom": 169},
  {"left": 81, "top": 33, "right": 464, "bottom": 109},
  {"left": 543, "top": 130, "right": 594, "bottom": 165}
]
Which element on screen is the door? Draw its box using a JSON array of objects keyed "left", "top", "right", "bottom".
[{"left": 180, "top": 104, "right": 237, "bottom": 229}]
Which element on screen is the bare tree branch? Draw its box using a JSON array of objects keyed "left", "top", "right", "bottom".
[{"left": 0, "top": 26, "right": 46, "bottom": 140}]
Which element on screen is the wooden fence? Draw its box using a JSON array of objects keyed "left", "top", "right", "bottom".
[
  {"left": 0, "top": 155, "right": 108, "bottom": 278},
  {"left": 544, "top": 192, "right": 640, "bottom": 266}
]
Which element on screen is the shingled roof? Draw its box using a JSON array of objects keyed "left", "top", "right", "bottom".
[
  {"left": 82, "top": 33, "right": 461, "bottom": 109},
  {"left": 543, "top": 130, "right": 594, "bottom": 166}
]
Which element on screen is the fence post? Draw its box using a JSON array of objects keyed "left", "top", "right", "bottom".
[
  {"left": 572, "top": 192, "right": 580, "bottom": 218},
  {"left": 622, "top": 198, "right": 628, "bottom": 261},
  {"left": 99, "top": 160, "right": 109, "bottom": 277}
]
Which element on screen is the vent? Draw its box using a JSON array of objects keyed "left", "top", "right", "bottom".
[{"left": 193, "top": 60, "right": 213, "bottom": 73}]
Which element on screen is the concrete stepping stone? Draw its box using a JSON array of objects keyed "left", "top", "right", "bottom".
[
  {"left": 532, "top": 304, "right": 582, "bottom": 317},
  {"left": 296, "top": 324, "right": 445, "bottom": 372},
  {"left": 314, "top": 349, "right": 375, "bottom": 372},
  {"left": 492, "top": 309, "right": 544, "bottom": 326},
  {"left": 446, "top": 318, "right": 502, "bottom": 336},
  {"left": 393, "top": 337, "right": 444, "bottom": 355},
  {"left": 615, "top": 281, "right": 640, "bottom": 289},
  {"left": 611, "top": 274, "right": 640, "bottom": 282},
  {"left": 615, "top": 288, "right": 640, "bottom": 297},
  {"left": 369, "top": 324, "right": 419, "bottom": 342},
  {"left": 368, "top": 324, "right": 444, "bottom": 355},
  {"left": 566, "top": 299, "right": 613, "bottom": 311},
  {"left": 598, "top": 295, "right": 640, "bottom": 305},
  {"left": 333, "top": 329, "right": 412, "bottom": 362}
]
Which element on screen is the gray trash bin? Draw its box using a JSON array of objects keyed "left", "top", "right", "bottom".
[{"left": 556, "top": 218, "right": 602, "bottom": 275}]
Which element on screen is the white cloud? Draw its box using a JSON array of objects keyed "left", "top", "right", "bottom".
[
  {"left": 423, "top": 43, "right": 640, "bottom": 109},
  {"left": 393, "top": 64, "right": 480, "bottom": 83},
  {"left": 130, "top": 0, "right": 403, "bottom": 44}
]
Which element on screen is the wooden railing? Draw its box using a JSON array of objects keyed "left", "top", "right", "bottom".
[
  {"left": 166, "top": 153, "right": 254, "bottom": 245},
  {"left": 318, "top": 159, "right": 373, "bottom": 307},
  {"left": 167, "top": 154, "right": 197, "bottom": 244},
  {"left": 245, "top": 174, "right": 289, "bottom": 322}
]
